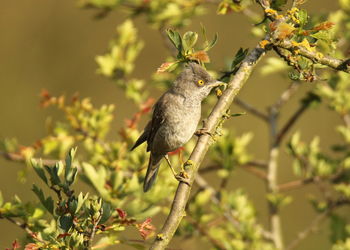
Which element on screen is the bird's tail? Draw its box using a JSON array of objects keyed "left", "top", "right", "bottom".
[{"left": 143, "top": 154, "right": 162, "bottom": 192}]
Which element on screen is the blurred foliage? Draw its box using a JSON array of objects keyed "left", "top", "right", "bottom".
[{"left": 1, "top": 0, "right": 350, "bottom": 249}]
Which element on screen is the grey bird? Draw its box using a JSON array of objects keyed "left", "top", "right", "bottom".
[{"left": 131, "top": 62, "right": 223, "bottom": 192}]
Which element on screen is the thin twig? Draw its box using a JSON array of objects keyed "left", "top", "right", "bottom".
[
  {"left": 242, "top": 165, "right": 267, "bottom": 180},
  {"left": 86, "top": 209, "right": 103, "bottom": 249},
  {"left": 150, "top": 42, "right": 267, "bottom": 250},
  {"left": 199, "top": 160, "right": 267, "bottom": 174},
  {"left": 199, "top": 163, "right": 267, "bottom": 179},
  {"left": 272, "top": 81, "right": 301, "bottom": 111},
  {"left": 0, "top": 151, "right": 57, "bottom": 165},
  {"left": 277, "top": 177, "right": 315, "bottom": 192},
  {"left": 234, "top": 98, "right": 269, "bottom": 121},
  {"left": 286, "top": 210, "right": 329, "bottom": 250},
  {"left": 342, "top": 114, "right": 350, "bottom": 128},
  {"left": 2, "top": 216, "right": 44, "bottom": 242},
  {"left": 275, "top": 102, "right": 309, "bottom": 145}
]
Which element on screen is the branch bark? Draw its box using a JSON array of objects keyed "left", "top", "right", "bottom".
[
  {"left": 266, "top": 106, "right": 284, "bottom": 249},
  {"left": 149, "top": 43, "right": 267, "bottom": 250}
]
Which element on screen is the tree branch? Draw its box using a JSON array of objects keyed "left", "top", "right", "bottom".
[
  {"left": 234, "top": 98, "right": 269, "bottom": 121},
  {"left": 199, "top": 161, "right": 267, "bottom": 179},
  {"left": 266, "top": 106, "right": 284, "bottom": 249},
  {"left": 271, "top": 81, "right": 301, "bottom": 112},
  {"left": 0, "top": 151, "right": 58, "bottom": 165},
  {"left": 277, "top": 177, "right": 315, "bottom": 192},
  {"left": 150, "top": 43, "right": 267, "bottom": 250},
  {"left": 1, "top": 216, "right": 43, "bottom": 242},
  {"left": 275, "top": 40, "right": 350, "bottom": 74},
  {"left": 275, "top": 102, "right": 309, "bottom": 145}
]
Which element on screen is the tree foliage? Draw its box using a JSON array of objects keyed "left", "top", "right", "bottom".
[{"left": 1, "top": 0, "right": 350, "bottom": 249}]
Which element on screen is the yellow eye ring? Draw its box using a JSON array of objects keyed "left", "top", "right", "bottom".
[{"left": 197, "top": 80, "right": 204, "bottom": 86}]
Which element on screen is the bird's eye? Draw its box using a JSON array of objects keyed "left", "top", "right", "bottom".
[{"left": 197, "top": 80, "right": 204, "bottom": 86}]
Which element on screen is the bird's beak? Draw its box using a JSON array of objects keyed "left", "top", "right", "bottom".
[{"left": 209, "top": 80, "right": 226, "bottom": 88}]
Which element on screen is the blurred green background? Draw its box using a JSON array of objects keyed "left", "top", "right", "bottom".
[{"left": 0, "top": 1, "right": 347, "bottom": 249}]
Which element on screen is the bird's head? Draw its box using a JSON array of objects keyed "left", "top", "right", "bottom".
[{"left": 173, "top": 62, "right": 225, "bottom": 100}]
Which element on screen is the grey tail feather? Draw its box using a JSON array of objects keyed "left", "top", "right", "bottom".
[{"left": 143, "top": 154, "right": 162, "bottom": 192}]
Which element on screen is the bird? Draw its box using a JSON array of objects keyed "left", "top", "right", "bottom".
[{"left": 131, "top": 62, "right": 224, "bottom": 192}]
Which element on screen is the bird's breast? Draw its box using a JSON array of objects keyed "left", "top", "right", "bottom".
[{"left": 159, "top": 99, "right": 201, "bottom": 152}]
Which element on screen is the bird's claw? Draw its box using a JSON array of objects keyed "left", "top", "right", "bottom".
[
  {"left": 175, "top": 172, "right": 190, "bottom": 186},
  {"left": 195, "top": 128, "right": 212, "bottom": 137}
]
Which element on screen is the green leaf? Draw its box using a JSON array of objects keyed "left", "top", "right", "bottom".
[
  {"left": 65, "top": 148, "right": 77, "bottom": 185},
  {"left": 195, "top": 189, "right": 212, "bottom": 206},
  {"left": 330, "top": 215, "right": 347, "bottom": 243},
  {"left": 32, "top": 184, "right": 54, "bottom": 215},
  {"left": 166, "top": 29, "right": 182, "bottom": 51},
  {"left": 260, "top": 57, "right": 289, "bottom": 76},
  {"left": 288, "top": 70, "right": 300, "bottom": 80},
  {"left": 204, "top": 33, "right": 218, "bottom": 51},
  {"left": 217, "top": 2, "right": 229, "bottom": 15},
  {"left": 231, "top": 112, "right": 246, "bottom": 117},
  {"left": 31, "top": 159, "right": 48, "bottom": 185},
  {"left": 46, "top": 161, "right": 64, "bottom": 186},
  {"left": 82, "top": 163, "right": 110, "bottom": 198},
  {"left": 297, "top": 9, "right": 308, "bottom": 26},
  {"left": 267, "top": 193, "right": 293, "bottom": 208},
  {"left": 334, "top": 183, "right": 350, "bottom": 198},
  {"left": 231, "top": 48, "right": 249, "bottom": 70},
  {"left": 76, "top": 192, "right": 89, "bottom": 214},
  {"left": 182, "top": 31, "right": 198, "bottom": 52},
  {"left": 311, "top": 30, "right": 332, "bottom": 42},
  {"left": 58, "top": 214, "right": 73, "bottom": 232},
  {"left": 99, "top": 201, "right": 112, "bottom": 224},
  {"left": 301, "top": 92, "right": 322, "bottom": 108},
  {"left": 297, "top": 57, "right": 310, "bottom": 70},
  {"left": 68, "top": 198, "right": 78, "bottom": 215}
]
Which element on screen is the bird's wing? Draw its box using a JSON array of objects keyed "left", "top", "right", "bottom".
[
  {"left": 146, "top": 97, "right": 166, "bottom": 152},
  {"left": 130, "top": 121, "right": 151, "bottom": 151}
]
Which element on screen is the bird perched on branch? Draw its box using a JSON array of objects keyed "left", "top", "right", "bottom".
[{"left": 131, "top": 62, "right": 224, "bottom": 192}]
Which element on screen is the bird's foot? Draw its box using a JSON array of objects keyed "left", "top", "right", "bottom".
[
  {"left": 195, "top": 119, "right": 214, "bottom": 137},
  {"left": 175, "top": 172, "right": 190, "bottom": 186},
  {"left": 195, "top": 128, "right": 212, "bottom": 137}
]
